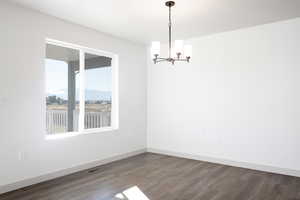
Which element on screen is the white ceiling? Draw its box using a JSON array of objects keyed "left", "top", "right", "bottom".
[{"left": 6, "top": 0, "right": 300, "bottom": 44}]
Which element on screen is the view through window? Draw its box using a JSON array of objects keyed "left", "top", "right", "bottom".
[
  {"left": 45, "top": 42, "right": 113, "bottom": 135},
  {"left": 84, "top": 53, "right": 112, "bottom": 129}
]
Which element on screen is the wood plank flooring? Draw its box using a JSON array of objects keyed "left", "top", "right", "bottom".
[{"left": 1, "top": 153, "right": 300, "bottom": 200}]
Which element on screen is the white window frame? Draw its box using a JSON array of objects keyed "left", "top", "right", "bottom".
[{"left": 45, "top": 38, "right": 119, "bottom": 139}]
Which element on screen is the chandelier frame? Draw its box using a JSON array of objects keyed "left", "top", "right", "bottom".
[{"left": 153, "top": 1, "right": 191, "bottom": 65}]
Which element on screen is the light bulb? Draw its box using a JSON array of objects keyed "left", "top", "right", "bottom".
[
  {"left": 174, "top": 40, "right": 184, "bottom": 55},
  {"left": 184, "top": 45, "right": 192, "bottom": 58},
  {"left": 171, "top": 47, "right": 176, "bottom": 58},
  {"left": 151, "top": 41, "right": 160, "bottom": 57}
]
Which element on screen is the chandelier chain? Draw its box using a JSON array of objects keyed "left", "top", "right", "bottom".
[{"left": 168, "top": 6, "right": 172, "bottom": 58}]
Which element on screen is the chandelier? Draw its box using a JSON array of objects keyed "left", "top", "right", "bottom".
[{"left": 151, "top": 1, "right": 192, "bottom": 65}]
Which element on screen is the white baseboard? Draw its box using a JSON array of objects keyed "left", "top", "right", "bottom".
[
  {"left": 147, "top": 148, "right": 300, "bottom": 178},
  {"left": 0, "top": 149, "right": 146, "bottom": 194}
]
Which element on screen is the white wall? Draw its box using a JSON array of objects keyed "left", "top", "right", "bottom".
[
  {"left": 0, "top": 2, "right": 147, "bottom": 187},
  {"left": 148, "top": 18, "right": 300, "bottom": 172}
]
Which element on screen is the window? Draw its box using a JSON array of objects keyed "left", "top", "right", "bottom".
[{"left": 45, "top": 39, "right": 118, "bottom": 136}]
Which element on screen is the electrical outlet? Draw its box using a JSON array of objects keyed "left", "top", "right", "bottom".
[
  {"left": 202, "top": 128, "right": 206, "bottom": 135},
  {"left": 18, "top": 151, "right": 24, "bottom": 161}
]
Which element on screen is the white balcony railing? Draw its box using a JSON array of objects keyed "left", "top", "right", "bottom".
[{"left": 46, "top": 110, "right": 111, "bottom": 134}]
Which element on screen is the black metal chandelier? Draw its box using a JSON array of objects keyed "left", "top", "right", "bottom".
[{"left": 151, "top": 1, "right": 192, "bottom": 65}]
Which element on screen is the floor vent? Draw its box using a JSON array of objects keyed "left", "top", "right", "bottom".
[{"left": 88, "top": 168, "right": 99, "bottom": 173}]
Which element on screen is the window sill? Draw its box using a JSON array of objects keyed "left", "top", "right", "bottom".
[{"left": 45, "top": 127, "right": 117, "bottom": 140}]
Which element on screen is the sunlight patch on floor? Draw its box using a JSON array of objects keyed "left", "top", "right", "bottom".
[{"left": 115, "top": 186, "right": 150, "bottom": 200}]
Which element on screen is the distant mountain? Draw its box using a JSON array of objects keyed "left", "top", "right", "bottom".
[{"left": 47, "top": 89, "right": 111, "bottom": 101}]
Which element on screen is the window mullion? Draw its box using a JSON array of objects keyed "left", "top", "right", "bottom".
[{"left": 79, "top": 50, "right": 85, "bottom": 132}]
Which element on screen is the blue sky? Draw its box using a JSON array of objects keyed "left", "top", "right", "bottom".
[{"left": 45, "top": 59, "right": 112, "bottom": 94}]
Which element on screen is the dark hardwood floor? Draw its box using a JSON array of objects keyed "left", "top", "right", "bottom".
[{"left": 1, "top": 153, "right": 300, "bottom": 200}]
